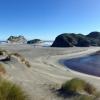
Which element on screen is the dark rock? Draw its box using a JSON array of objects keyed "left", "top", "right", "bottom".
[
  {"left": 51, "top": 31, "right": 100, "bottom": 47},
  {"left": 52, "top": 33, "right": 82, "bottom": 47},
  {"left": 27, "top": 39, "right": 42, "bottom": 44}
]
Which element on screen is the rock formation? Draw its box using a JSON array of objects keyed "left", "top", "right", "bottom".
[
  {"left": 7, "top": 35, "right": 27, "bottom": 44},
  {"left": 51, "top": 31, "right": 100, "bottom": 47},
  {"left": 27, "top": 39, "right": 42, "bottom": 44}
]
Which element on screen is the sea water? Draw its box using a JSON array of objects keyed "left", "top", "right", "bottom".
[{"left": 64, "top": 54, "right": 100, "bottom": 77}]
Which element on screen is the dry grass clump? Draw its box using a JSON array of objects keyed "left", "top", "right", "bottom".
[
  {"left": 0, "top": 63, "right": 6, "bottom": 74},
  {"left": 0, "top": 78, "right": 29, "bottom": 100},
  {"left": 20, "top": 57, "right": 26, "bottom": 63},
  {"left": 11, "top": 53, "right": 22, "bottom": 58},
  {"left": 24, "top": 61, "right": 31, "bottom": 68},
  {"left": 84, "top": 83, "right": 96, "bottom": 95},
  {"left": 10, "top": 53, "right": 31, "bottom": 67}
]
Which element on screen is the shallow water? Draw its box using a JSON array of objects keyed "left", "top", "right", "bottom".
[{"left": 64, "top": 54, "right": 100, "bottom": 77}]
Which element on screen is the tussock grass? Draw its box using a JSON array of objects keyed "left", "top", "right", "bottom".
[
  {"left": 0, "top": 78, "right": 29, "bottom": 100},
  {"left": 61, "top": 78, "right": 86, "bottom": 94},
  {"left": 61, "top": 78, "right": 96, "bottom": 95},
  {"left": 59, "top": 78, "right": 98, "bottom": 99}
]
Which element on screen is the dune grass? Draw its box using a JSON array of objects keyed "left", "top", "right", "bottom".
[
  {"left": 57, "top": 78, "right": 100, "bottom": 100},
  {"left": 61, "top": 78, "right": 87, "bottom": 94},
  {"left": 10, "top": 53, "right": 22, "bottom": 58},
  {"left": 10, "top": 53, "right": 31, "bottom": 67},
  {"left": 59, "top": 78, "right": 99, "bottom": 100},
  {"left": 0, "top": 78, "right": 29, "bottom": 100},
  {"left": 61, "top": 78, "right": 96, "bottom": 95}
]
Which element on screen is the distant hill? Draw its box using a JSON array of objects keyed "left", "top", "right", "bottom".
[
  {"left": 7, "top": 35, "right": 27, "bottom": 44},
  {"left": 51, "top": 31, "right": 100, "bottom": 47}
]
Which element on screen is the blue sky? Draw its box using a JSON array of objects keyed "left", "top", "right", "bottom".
[{"left": 0, "top": 0, "right": 100, "bottom": 40}]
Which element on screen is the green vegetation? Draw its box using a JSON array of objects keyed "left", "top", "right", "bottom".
[
  {"left": 61, "top": 78, "right": 86, "bottom": 94},
  {"left": 0, "top": 78, "right": 29, "bottom": 100},
  {"left": 61, "top": 78, "right": 96, "bottom": 95},
  {"left": 59, "top": 78, "right": 100, "bottom": 100}
]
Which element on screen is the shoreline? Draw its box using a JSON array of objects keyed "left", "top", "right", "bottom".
[{"left": 58, "top": 48, "right": 100, "bottom": 79}]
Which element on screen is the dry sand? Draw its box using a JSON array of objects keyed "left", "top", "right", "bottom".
[{"left": 0, "top": 44, "right": 100, "bottom": 100}]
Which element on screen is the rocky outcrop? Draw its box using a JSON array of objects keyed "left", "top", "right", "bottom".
[
  {"left": 51, "top": 31, "right": 100, "bottom": 47},
  {"left": 7, "top": 35, "right": 27, "bottom": 44},
  {"left": 27, "top": 39, "right": 42, "bottom": 44}
]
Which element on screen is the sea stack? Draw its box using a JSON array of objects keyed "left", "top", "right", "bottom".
[{"left": 7, "top": 35, "right": 27, "bottom": 44}]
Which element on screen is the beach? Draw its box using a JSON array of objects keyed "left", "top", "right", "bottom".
[{"left": 0, "top": 44, "right": 100, "bottom": 100}]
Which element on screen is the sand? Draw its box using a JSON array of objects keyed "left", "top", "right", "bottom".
[{"left": 0, "top": 44, "right": 100, "bottom": 100}]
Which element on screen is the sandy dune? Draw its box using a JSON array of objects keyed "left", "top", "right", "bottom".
[{"left": 0, "top": 44, "right": 100, "bottom": 100}]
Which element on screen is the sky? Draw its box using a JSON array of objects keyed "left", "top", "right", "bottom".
[{"left": 0, "top": 0, "right": 100, "bottom": 40}]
